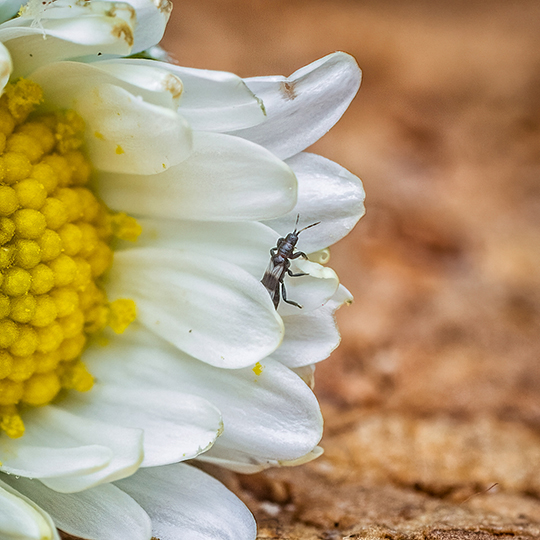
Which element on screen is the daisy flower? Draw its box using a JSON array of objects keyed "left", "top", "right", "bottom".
[{"left": 0, "top": 0, "right": 365, "bottom": 538}]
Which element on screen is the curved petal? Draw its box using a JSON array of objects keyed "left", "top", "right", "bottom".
[
  {"left": 64, "top": 382, "right": 223, "bottom": 466},
  {"left": 0, "top": 410, "right": 112, "bottom": 480},
  {"left": 31, "top": 60, "right": 181, "bottom": 112},
  {"left": 197, "top": 355, "right": 323, "bottom": 465},
  {"left": 278, "top": 445, "right": 324, "bottom": 466},
  {"left": 275, "top": 285, "right": 353, "bottom": 368},
  {"left": 105, "top": 248, "right": 284, "bottom": 368},
  {"left": 115, "top": 463, "right": 257, "bottom": 540},
  {"left": 0, "top": 42, "right": 12, "bottom": 94},
  {"left": 0, "top": 444, "right": 111, "bottom": 481},
  {"left": 291, "top": 364, "right": 315, "bottom": 388},
  {"left": 0, "top": 407, "right": 143, "bottom": 493},
  {"left": 2, "top": 477, "right": 152, "bottom": 540},
  {"left": 2, "top": 0, "right": 136, "bottom": 77},
  {"left": 230, "top": 52, "right": 362, "bottom": 159},
  {"left": 202, "top": 445, "right": 324, "bottom": 474},
  {"left": 108, "top": 58, "right": 267, "bottom": 131},
  {"left": 126, "top": 218, "right": 277, "bottom": 278},
  {"left": 190, "top": 355, "right": 324, "bottom": 471},
  {"left": 129, "top": 220, "right": 340, "bottom": 316},
  {"left": 75, "top": 82, "right": 191, "bottom": 174},
  {"left": 0, "top": 479, "right": 60, "bottom": 540},
  {"left": 30, "top": 61, "right": 192, "bottom": 173},
  {"left": 275, "top": 258, "right": 339, "bottom": 317},
  {"left": 85, "top": 328, "right": 323, "bottom": 466},
  {"left": 96, "top": 131, "right": 297, "bottom": 220},
  {"left": 263, "top": 152, "right": 366, "bottom": 253},
  {"left": 123, "top": 0, "right": 172, "bottom": 54},
  {"left": 166, "top": 63, "right": 266, "bottom": 131},
  {"left": 0, "top": 0, "right": 23, "bottom": 25}
]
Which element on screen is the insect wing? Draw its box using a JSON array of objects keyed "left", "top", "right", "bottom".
[{"left": 261, "top": 260, "right": 286, "bottom": 308}]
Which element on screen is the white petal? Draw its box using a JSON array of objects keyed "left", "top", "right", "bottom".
[
  {"left": 0, "top": 42, "right": 12, "bottom": 94},
  {"left": 275, "top": 285, "right": 353, "bottom": 368},
  {"left": 291, "top": 364, "right": 315, "bottom": 388},
  {"left": 64, "top": 382, "right": 223, "bottom": 466},
  {"left": 168, "top": 64, "right": 266, "bottom": 131},
  {"left": 0, "top": 443, "right": 111, "bottom": 481},
  {"left": 278, "top": 445, "right": 324, "bottom": 467},
  {"left": 275, "top": 258, "right": 339, "bottom": 317},
  {"left": 130, "top": 220, "right": 340, "bottom": 316},
  {"left": 122, "top": 0, "right": 172, "bottom": 54},
  {"left": 30, "top": 61, "right": 192, "bottom": 174},
  {"left": 31, "top": 60, "right": 180, "bottom": 112},
  {"left": 263, "top": 152, "right": 366, "bottom": 252},
  {"left": 97, "top": 131, "right": 297, "bottom": 220},
  {"left": 86, "top": 331, "right": 323, "bottom": 466},
  {"left": 0, "top": 479, "right": 59, "bottom": 540},
  {"left": 108, "top": 58, "right": 267, "bottom": 131},
  {"left": 230, "top": 52, "right": 362, "bottom": 159},
  {"left": 202, "top": 445, "right": 324, "bottom": 474},
  {"left": 2, "top": 0, "right": 136, "bottom": 77},
  {"left": 199, "top": 356, "right": 323, "bottom": 466},
  {"left": 105, "top": 248, "right": 284, "bottom": 368},
  {"left": 31, "top": 62, "right": 191, "bottom": 174},
  {"left": 129, "top": 218, "right": 277, "bottom": 278},
  {"left": 0, "top": 407, "right": 143, "bottom": 493},
  {"left": 0, "top": 409, "right": 111, "bottom": 479},
  {"left": 0, "top": 0, "right": 23, "bottom": 25},
  {"left": 197, "top": 360, "right": 323, "bottom": 471},
  {"left": 307, "top": 248, "right": 331, "bottom": 265},
  {"left": 17, "top": 3, "right": 135, "bottom": 45},
  {"left": 75, "top": 82, "right": 191, "bottom": 174},
  {"left": 2, "top": 477, "right": 152, "bottom": 540},
  {"left": 116, "top": 464, "right": 256, "bottom": 540}
]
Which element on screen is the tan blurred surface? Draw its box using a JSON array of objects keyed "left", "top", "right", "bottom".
[{"left": 163, "top": 1, "right": 540, "bottom": 538}]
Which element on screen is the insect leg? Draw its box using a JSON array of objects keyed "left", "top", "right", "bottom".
[
  {"left": 281, "top": 281, "right": 302, "bottom": 309},
  {"left": 287, "top": 269, "right": 308, "bottom": 277},
  {"left": 290, "top": 251, "right": 308, "bottom": 260}
]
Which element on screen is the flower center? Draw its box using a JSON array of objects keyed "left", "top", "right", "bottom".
[{"left": 0, "top": 80, "right": 139, "bottom": 439}]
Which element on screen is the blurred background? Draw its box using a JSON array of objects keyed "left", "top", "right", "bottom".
[{"left": 163, "top": 1, "right": 540, "bottom": 537}]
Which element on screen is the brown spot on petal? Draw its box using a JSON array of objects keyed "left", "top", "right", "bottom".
[
  {"left": 112, "top": 21, "right": 134, "bottom": 48},
  {"left": 280, "top": 81, "right": 297, "bottom": 101},
  {"left": 104, "top": 2, "right": 135, "bottom": 23},
  {"left": 155, "top": 0, "right": 173, "bottom": 16},
  {"left": 164, "top": 74, "right": 183, "bottom": 100}
]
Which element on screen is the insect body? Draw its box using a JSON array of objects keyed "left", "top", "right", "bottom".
[{"left": 261, "top": 216, "right": 320, "bottom": 309}]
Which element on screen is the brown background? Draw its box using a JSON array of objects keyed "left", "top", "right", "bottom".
[{"left": 162, "top": 2, "right": 540, "bottom": 538}]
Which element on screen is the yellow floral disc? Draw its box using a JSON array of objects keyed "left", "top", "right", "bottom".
[{"left": 0, "top": 79, "right": 139, "bottom": 438}]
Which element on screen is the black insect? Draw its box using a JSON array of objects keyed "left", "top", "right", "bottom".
[{"left": 261, "top": 216, "right": 320, "bottom": 309}]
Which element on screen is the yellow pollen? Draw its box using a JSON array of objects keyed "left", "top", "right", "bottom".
[
  {"left": 0, "top": 79, "right": 138, "bottom": 438},
  {"left": 252, "top": 362, "right": 264, "bottom": 376},
  {"left": 0, "top": 406, "right": 24, "bottom": 438},
  {"left": 111, "top": 212, "right": 142, "bottom": 242},
  {"left": 3, "top": 79, "right": 43, "bottom": 123},
  {"left": 108, "top": 299, "right": 137, "bottom": 334}
]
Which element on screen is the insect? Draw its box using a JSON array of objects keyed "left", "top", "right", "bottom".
[{"left": 261, "top": 216, "right": 320, "bottom": 309}]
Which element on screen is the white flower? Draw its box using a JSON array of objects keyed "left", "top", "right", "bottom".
[{"left": 0, "top": 0, "right": 365, "bottom": 538}]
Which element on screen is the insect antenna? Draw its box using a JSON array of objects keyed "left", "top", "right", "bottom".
[
  {"left": 291, "top": 214, "right": 321, "bottom": 234},
  {"left": 297, "top": 220, "right": 321, "bottom": 234}
]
